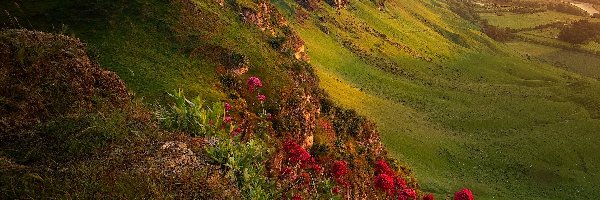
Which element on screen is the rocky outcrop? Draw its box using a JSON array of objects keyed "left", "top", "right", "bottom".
[
  {"left": 240, "top": 1, "right": 287, "bottom": 36},
  {"left": 237, "top": 1, "right": 309, "bottom": 62},
  {"left": 0, "top": 29, "right": 130, "bottom": 134}
]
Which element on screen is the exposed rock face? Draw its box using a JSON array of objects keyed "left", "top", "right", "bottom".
[
  {"left": 148, "top": 141, "right": 201, "bottom": 177},
  {"left": 241, "top": 1, "right": 286, "bottom": 36},
  {"left": 0, "top": 29, "right": 130, "bottom": 134},
  {"left": 238, "top": 1, "right": 309, "bottom": 62}
]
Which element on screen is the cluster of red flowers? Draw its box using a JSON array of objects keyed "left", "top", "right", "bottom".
[
  {"left": 331, "top": 160, "right": 350, "bottom": 187},
  {"left": 247, "top": 76, "right": 263, "bottom": 92},
  {"left": 373, "top": 159, "right": 417, "bottom": 200},
  {"left": 280, "top": 140, "right": 324, "bottom": 199},
  {"left": 331, "top": 160, "right": 349, "bottom": 179},
  {"left": 282, "top": 140, "right": 322, "bottom": 172},
  {"left": 375, "top": 159, "right": 396, "bottom": 177},
  {"left": 283, "top": 140, "right": 312, "bottom": 165},
  {"left": 454, "top": 188, "right": 474, "bottom": 200}
]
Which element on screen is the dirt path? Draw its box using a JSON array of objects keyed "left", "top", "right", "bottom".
[{"left": 567, "top": 1, "right": 599, "bottom": 15}]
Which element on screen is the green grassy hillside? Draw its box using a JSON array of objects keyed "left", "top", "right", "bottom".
[
  {"left": 3, "top": 0, "right": 600, "bottom": 199},
  {"left": 1, "top": 0, "right": 425, "bottom": 199},
  {"left": 272, "top": 0, "right": 600, "bottom": 199}
]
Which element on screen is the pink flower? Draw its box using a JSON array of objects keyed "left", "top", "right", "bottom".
[
  {"left": 454, "top": 188, "right": 474, "bottom": 200},
  {"left": 247, "top": 76, "right": 263, "bottom": 91},
  {"left": 266, "top": 113, "right": 272, "bottom": 120},
  {"left": 258, "top": 94, "right": 266, "bottom": 102},
  {"left": 423, "top": 193, "right": 434, "bottom": 200},
  {"left": 224, "top": 102, "right": 232, "bottom": 111},
  {"left": 224, "top": 116, "right": 232, "bottom": 123}
]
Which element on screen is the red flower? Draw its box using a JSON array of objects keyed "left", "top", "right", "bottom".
[
  {"left": 454, "top": 188, "right": 474, "bottom": 200},
  {"left": 258, "top": 94, "right": 266, "bottom": 102},
  {"left": 283, "top": 140, "right": 312, "bottom": 165},
  {"left": 312, "top": 163, "right": 323, "bottom": 173},
  {"left": 331, "top": 160, "right": 349, "bottom": 179},
  {"left": 396, "top": 177, "right": 407, "bottom": 189},
  {"left": 423, "top": 193, "right": 434, "bottom": 200},
  {"left": 224, "top": 102, "right": 232, "bottom": 111},
  {"left": 375, "top": 159, "right": 395, "bottom": 177},
  {"left": 398, "top": 188, "right": 416, "bottom": 200},
  {"left": 375, "top": 173, "right": 395, "bottom": 192},
  {"left": 223, "top": 116, "right": 232, "bottom": 123},
  {"left": 247, "top": 76, "right": 263, "bottom": 91}
]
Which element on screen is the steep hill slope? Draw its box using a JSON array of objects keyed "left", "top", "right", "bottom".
[
  {"left": 2, "top": 0, "right": 600, "bottom": 199},
  {"left": 271, "top": 0, "right": 600, "bottom": 199},
  {"left": 2, "top": 0, "right": 427, "bottom": 199}
]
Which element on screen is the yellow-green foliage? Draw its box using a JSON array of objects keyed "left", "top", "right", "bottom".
[{"left": 273, "top": 0, "right": 600, "bottom": 199}]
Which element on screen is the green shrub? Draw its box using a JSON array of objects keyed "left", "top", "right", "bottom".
[
  {"left": 207, "top": 138, "right": 275, "bottom": 199},
  {"left": 161, "top": 89, "right": 229, "bottom": 137}
]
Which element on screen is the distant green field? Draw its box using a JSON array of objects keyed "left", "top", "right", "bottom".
[
  {"left": 276, "top": 0, "right": 600, "bottom": 199},
  {"left": 480, "top": 11, "right": 584, "bottom": 29},
  {"left": 507, "top": 41, "right": 600, "bottom": 79}
]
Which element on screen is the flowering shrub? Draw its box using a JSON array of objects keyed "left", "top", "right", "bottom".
[
  {"left": 454, "top": 188, "right": 474, "bottom": 200},
  {"left": 373, "top": 159, "right": 419, "bottom": 200},
  {"left": 164, "top": 89, "right": 276, "bottom": 199},
  {"left": 331, "top": 160, "right": 349, "bottom": 179},
  {"left": 247, "top": 76, "right": 263, "bottom": 91},
  {"left": 375, "top": 159, "right": 396, "bottom": 177},
  {"left": 283, "top": 140, "right": 312, "bottom": 165},
  {"left": 399, "top": 187, "right": 417, "bottom": 200},
  {"left": 331, "top": 160, "right": 349, "bottom": 187},
  {"left": 375, "top": 173, "right": 396, "bottom": 194}
]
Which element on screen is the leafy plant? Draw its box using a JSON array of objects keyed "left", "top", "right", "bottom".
[
  {"left": 206, "top": 135, "right": 275, "bottom": 199},
  {"left": 161, "top": 89, "right": 229, "bottom": 137}
]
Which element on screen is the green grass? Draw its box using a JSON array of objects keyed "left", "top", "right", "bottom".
[
  {"left": 4, "top": 0, "right": 600, "bottom": 198},
  {"left": 480, "top": 11, "right": 585, "bottom": 29},
  {"left": 507, "top": 41, "right": 600, "bottom": 79},
  {"left": 275, "top": 0, "right": 600, "bottom": 199}
]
